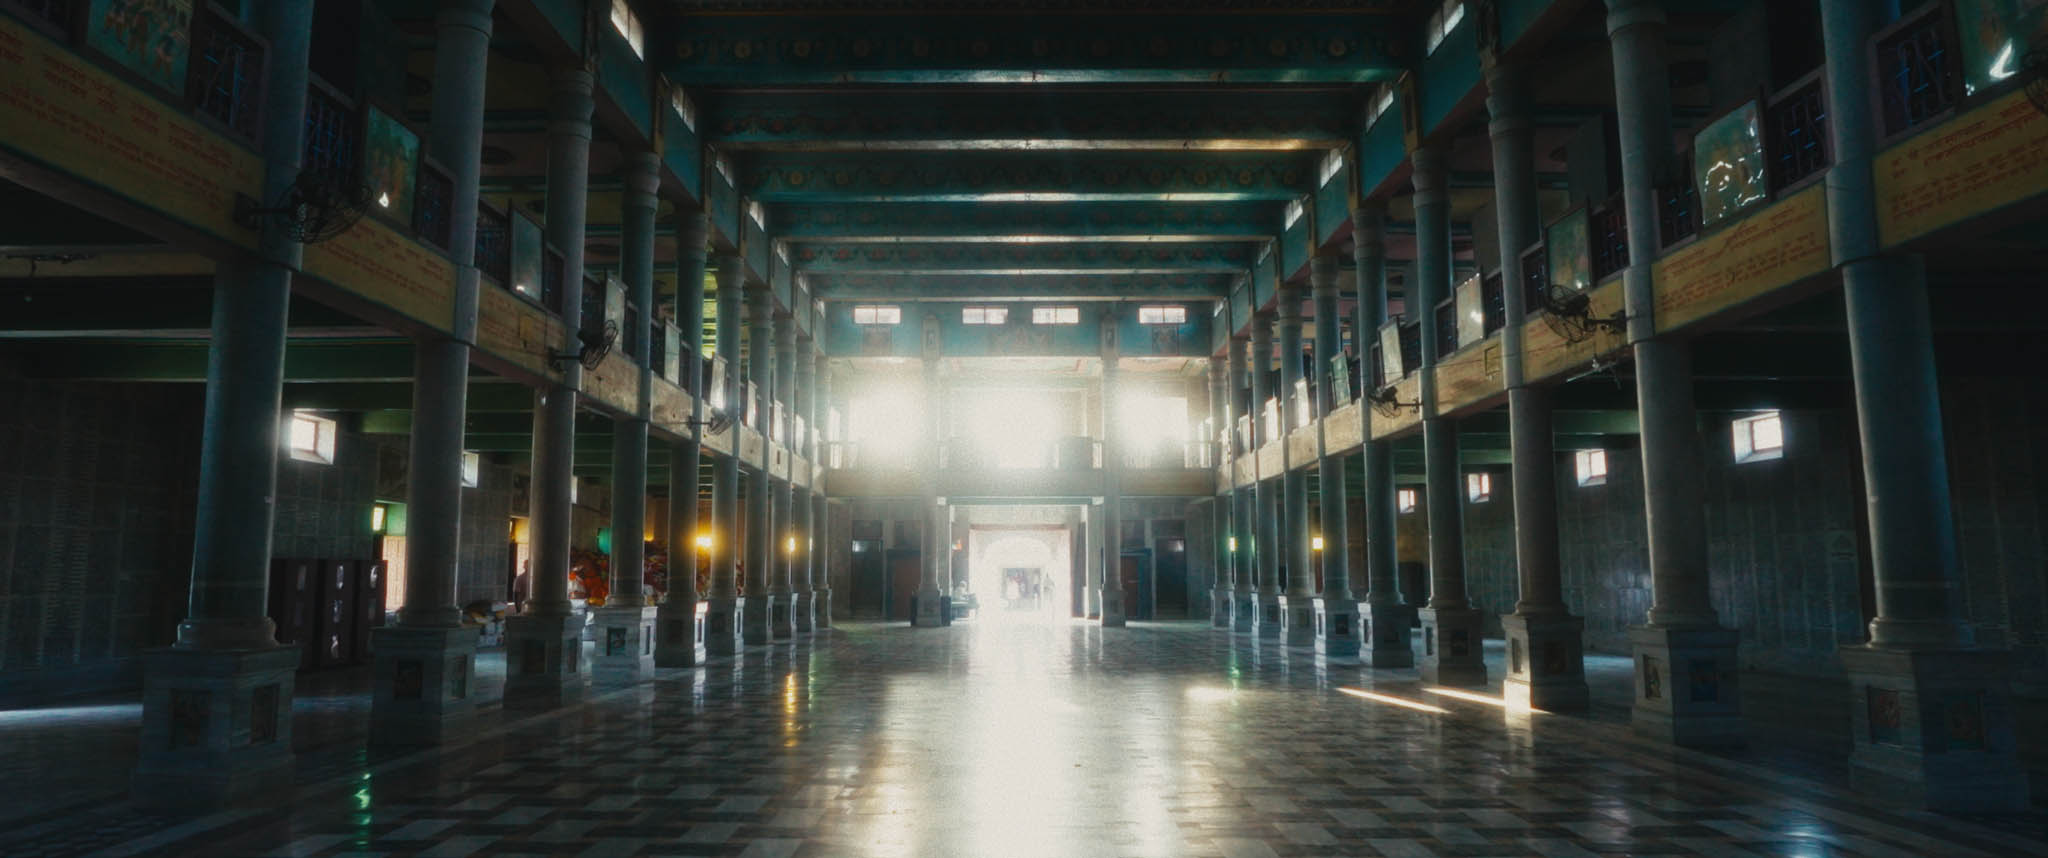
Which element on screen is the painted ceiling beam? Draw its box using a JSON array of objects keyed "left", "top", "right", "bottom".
[
  {"left": 789, "top": 241, "right": 1254, "bottom": 275},
  {"left": 661, "top": 14, "right": 1408, "bottom": 86},
  {"left": 772, "top": 201, "right": 1283, "bottom": 242},
  {"left": 704, "top": 90, "right": 1359, "bottom": 151},
  {"left": 740, "top": 151, "right": 1324, "bottom": 202},
  {"left": 809, "top": 272, "right": 1235, "bottom": 300}
]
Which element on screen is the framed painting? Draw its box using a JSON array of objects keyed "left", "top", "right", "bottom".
[
  {"left": 1545, "top": 208, "right": 1591, "bottom": 293},
  {"left": 364, "top": 106, "right": 420, "bottom": 224},
  {"left": 510, "top": 211, "right": 544, "bottom": 303},
  {"left": 1377, "top": 320, "right": 1404, "bottom": 384},
  {"left": 1950, "top": 0, "right": 2048, "bottom": 98},
  {"left": 1454, "top": 274, "right": 1485, "bottom": 349},
  {"left": 1693, "top": 100, "right": 1767, "bottom": 228},
  {"left": 85, "top": 0, "right": 194, "bottom": 93}
]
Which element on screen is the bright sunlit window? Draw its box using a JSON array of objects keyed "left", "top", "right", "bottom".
[
  {"left": 852, "top": 304, "right": 901, "bottom": 325},
  {"left": 1466, "top": 472, "right": 1491, "bottom": 503},
  {"left": 962, "top": 306, "right": 1009, "bottom": 325},
  {"left": 958, "top": 388, "right": 1064, "bottom": 468},
  {"left": 1137, "top": 305, "right": 1187, "bottom": 325},
  {"left": 610, "top": 0, "right": 645, "bottom": 58},
  {"left": 670, "top": 86, "right": 697, "bottom": 132},
  {"left": 850, "top": 384, "right": 923, "bottom": 464},
  {"left": 1032, "top": 306, "right": 1080, "bottom": 325},
  {"left": 1733, "top": 411, "right": 1785, "bottom": 463},
  {"left": 1366, "top": 85, "right": 1396, "bottom": 130},
  {"left": 1425, "top": 0, "right": 1466, "bottom": 55},
  {"left": 462, "top": 451, "right": 481, "bottom": 488},
  {"left": 1575, "top": 449, "right": 1608, "bottom": 487},
  {"left": 1397, "top": 487, "right": 1417, "bottom": 514},
  {"left": 287, "top": 411, "right": 336, "bottom": 465},
  {"left": 1120, "top": 393, "right": 1188, "bottom": 465}
]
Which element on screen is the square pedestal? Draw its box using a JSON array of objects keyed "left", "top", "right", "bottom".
[
  {"left": 1419, "top": 607, "right": 1488, "bottom": 687},
  {"left": 1501, "top": 613, "right": 1589, "bottom": 712},
  {"left": 1231, "top": 592, "right": 1256, "bottom": 635},
  {"left": 1277, "top": 594, "right": 1316, "bottom": 648},
  {"left": 815, "top": 588, "right": 834, "bottom": 629},
  {"left": 368, "top": 626, "right": 479, "bottom": 747},
  {"left": 1100, "top": 589, "right": 1127, "bottom": 627},
  {"left": 1630, "top": 625, "right": 1744, "bottom": 747},
  {"left": 741, "top": 594, "right": 775, "bottom": 643},
  {"left": 1250, "top": 592, "right": 1283, "bottom": 639},
  {"left": 705, "top": 597, "right": 744, "bottom": 655},
  {"left": 591, "top": 605, "right": 658, "bottom": 683},
  {"left": 1362, "top": 601, "right": 1415, "bottom": 668},
  {"left": 654, "top": 599, "right": 708, "bottom": 668},
  {"left": 502, "top": 613, "right": 585, "bottom": 709},
  {"left": 1314, "top": 597, "right": 1361, "bottom": 658},
  {"left": 133, "top": 645, "right": 298, "bottom": 810},
  {"left": 793, "top": 591, "right": 816, "bottom": 633},
  {"left": 767, "top": 592, "right": 797, "bottom": 640},
  {"left": 913, "top": 590, "right": 947, "bottom": 627},
  {"left": 1840, "top": 646, "right": 2030, "bottom": 812},
  {"left": 1210, "top": 588, "right": 1232, "bottom": 628}
]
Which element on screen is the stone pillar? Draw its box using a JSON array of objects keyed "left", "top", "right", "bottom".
[
  {"left": 703, "top": 255, "right": 745, "bottom": 653},
  {"left": 1606, "top": 0, "right": 1740, "bottom": 745},
  {"left": 1487, "top": 63, "right": 1588, "bottom": 711},
  {"left": 741, "top": 287, "right": 777, "bottom": 643},
  {"left": 765, "top": 314, "right": 798, "bottom": 639},
  {"left": 504, "top": 66, "right": 594, "bottom": 708},
  {"left": 913, "top": 315, "right": 947, "bottom": 626},
  {"left": 1100, "top": 321, "right": 1127, "bottom": 627},
  {"left": 1412, "top": 147, "right": 1486, "bottom": 687},
  {"left": 1820, "top": 0, "right": 2027, "bottom": 810},
  {"left": 1352, "top": 203, "right": 1412, "bottom": 667},
  {"left": 592, "top": 151, "right": 659, "bottom": 681},
  {"left": 1248, "top": 316, "right": 1282, "bottom": 638},
  {"left": 1226, "top": 335, "right": 1255, "bottom": 634},
  {"left": 365, "top": 0, "right": 493, "bottom": 746},
  {"left": 655, "top": 210, "right": 710, "bottom": 667},
  {"left": 134, "top": 0, "right": 313, "bottom": 809},
  {"left": 812, "top": 339, "right": 835, "bottom": 627},
  {"left": 1310, "top": 254, "right": 1358, "bottom": 658},
  {"left": 1276, "top": 285, "right": 1314, "bottom": 648},
  {"left": 1208, "top": 353, "right": 1233, "bottom": 628},
  {"left": 791, "top": 335, "right": 817, "bottom": 632}
]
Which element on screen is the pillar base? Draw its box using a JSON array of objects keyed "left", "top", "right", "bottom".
[
  {"left": 767, "top": 591, "right": 797, "bottom": 640},
  {"left": 741, "top": 593, "right": 775, "bottom": 643},
  {"left": 1276, "top": 594, "right": 1316, "bottom": 648},
  {"left": 654, "top": 599, "right": 708, "bottom": 668},
  {"left": 1630, "top": 624, "right": 1743, "bottom": 747},
  {"left": 1313, "top": 597, "right": 1361, "bottom": 658},
  {"left": 792, "top": 591, "right": 816, "bottom": 633},
  {"left": 1250, "top": 592, "right": 1283, "bottom": 639},
  {"left": 1362, "top": 601, "right": 1415, "bottom": 668},
  {"left": 1840, "top": 645, "right": 2030, "bottom": 812},
  {"left": 912, "top": 590, "right": 947, "bottom": 627},
  {"left": 705, "top": 597, "right": 744, "bottom": 655},
  {"left": 815, "top": 588, "right": 834, "bottom": 629},
  {"left": 1419, "top": 607, "right": 1488, "bottom": 687},
  {"left": 590, "top": 605, "right": 657, "bottom": 683},
  {"left": 368, "top": 626, "right": 479, "bottom": 747},
  {"left": 1231, "top": 592, "right": 1255, "bottom": 635},
  {"left": 1101, "top": 590, "right": 1127, "bottom": 627},
  {"left": 1501, "top": 612, "right": 1589, "bottom": 713},
  {"left": 1210, "top": 588, "right": 1233, "bottom": 628},
  {"left": 132, "top": 645, "right": 298, "bottom": 810},
  {"left": 502, "top": 613, "right": 585, "bottom": 709}
]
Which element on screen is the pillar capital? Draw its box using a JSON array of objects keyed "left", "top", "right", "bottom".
[
  {"left": 1485, "top": 63, "right": 1533, "bottom": 135},
  {"left": 436, "top": 0, "right": 495, "bottom": 33},
  {"left": 621, "top": 151, "right": 661, "bottom": 201},
  {"left": 1410, "top": 147, "right": 1449, "bottom": 195},
  {"left": 1604, "top": 0, "right": 1667, "bottom": 34},
  {"left": 1309, "top": 253, "right": 1341, "bottom": 297},
  {"left": 547, "top": 68, "right": 595, "bottom": 134}
]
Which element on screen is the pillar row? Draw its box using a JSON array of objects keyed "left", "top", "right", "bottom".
[
  {"left": 1352, "top": 202, "right": 1412, "bottom": 668},
  {"left": 704, "top": 254, "right": 746, "bottom": 654},
  {"left": 655, "top": 210, "right": 710, "bottom": 667},
  {"left": 1310, "top": 253, "right": 1358, "bottom": 658}
]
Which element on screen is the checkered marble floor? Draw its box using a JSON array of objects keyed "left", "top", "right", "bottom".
[{"left": 11, "top": 619, "right": 2047, "bottom": 857}]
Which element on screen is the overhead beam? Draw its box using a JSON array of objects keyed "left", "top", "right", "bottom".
[
  {"left": 793, "top": 241, "right": 1253, "bottom": 275},
  {"left": 773, "top": 201, "right": 1282, "bottom": 242},
  {"left": 809, "top": 272, "right": 1236, "bottom": 300},
  {"left": 741, "top": 151, "right": 1323, "bottom": 202}
]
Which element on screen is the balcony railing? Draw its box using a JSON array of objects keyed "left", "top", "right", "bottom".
[
  {"left": 1766, "top": 70, "right": 1831, "bottom": 192},
  {"left": 474, "top": 201, "right": 511, "bottom": 285},
  {"left": 1433, "top": 297, "right": 1458, "bottom": 356},
  {"left": 1590, "top": 197, "right": 1629, "bottom": 281},
  {"left": 412, "top": 160, "right": 454, "bottom": 251},
  {"left": 1397, "top": 320, "right": 1422, "bottom": 376},
  {"left": 1660, "top": 158, "right": 1699, "bottom": 248},
  {"left": 1873, "top": 3, "right": 1958, "bottom": 139},
  {"left": 4, "top": 0, "right": 74, "bottom": 32},
  {"left": 1481, "top": 272, "right": 1505, "bottom": 335},
  {"left": 1520, "top": 244, "right": 1547, "bottom": 315},
  {"left": 188, "top": 6, "right": 265, "bottom": 143},
  {"left": 302, "top": 77, "right": 358, "bottom": 178}
]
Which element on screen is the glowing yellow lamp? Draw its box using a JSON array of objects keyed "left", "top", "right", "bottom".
[{"left": 1311, "top": 536, "right": 1325, "bottom": 551}]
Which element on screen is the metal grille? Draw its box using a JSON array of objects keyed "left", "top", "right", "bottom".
[
  {"left": 474, "top": 203, "right": 510, "bottom": 284},
  {"left": 1767, "top": 75, "right": 1831, "bottom": 191},
  {"left": 412, "top": 163, "right": 453, "bottom": 250},
  {"left": 1520, "top": 245, "right": 1547, "bottom": 314},
  {"left": 542, "top": 249, "right": 565, "bottom": 315},
  {"left": 1481, "top": 272, "right": 1505, "bottom": 335},
  {"left": 1397, "top": 320, "right": 1421, "bottom": 376},
  {"left": 1434, "top": 298, "right": 1457, "bottom": 356},
  {"left": 301, "top": 80, "right": 358, "bottom": 177},
  {"left": 1875, "top": 6, "right": 1956, "bottom": 137},
  {"left": 188, "top": 7, "right": 263, "bottom": 142},
  {"left": 1591, "top": 201, "right": 1629, "bottom": 282},
  {"left": 4, "top": 0, "right": 73, "bottom": 32},
  {"left": 1660, "top": 159, "right": 1698, "bottom": 247}
]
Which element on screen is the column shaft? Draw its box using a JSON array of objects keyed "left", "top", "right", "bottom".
[
  {"left": 1414, "top": 146, "right": 1485, "bottom": 685},
  {"left": 1311, "top": 256, "right": 1350, "bottom": 601},
  {"left": 526, "top": 68, "right": 595, "bottom": 619},
  {"left": 654, "top": 210, "right": 709, "bottom": 667},
  {"left": 607, "top": 151, "right": 658, "bottom": 606},
  {"left": 1277, "top": 292, "right": 1311, "bottom": 600},
  {"left": 742, "top": 288, "right": 776, "bottom": 641},
  {"left": 1101, "top": 329, "right": 1125, "bottom": 627}
]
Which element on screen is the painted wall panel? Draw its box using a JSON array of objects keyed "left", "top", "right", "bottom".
[{"left": 1418, "top": 20, "right": 1478, "bottom": 138}]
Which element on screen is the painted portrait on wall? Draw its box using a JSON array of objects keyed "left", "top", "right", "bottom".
[
  {"left": 1545, "top": 208, "right": 1591, "bottom": 293},
  {"left": 86, "top": 0, "right": 194, "bottom": 93},
  {"left": 364, "top": 106, "right": 420, "bottom": 224},
  {"left": 509, "top": 211, "right": 544, "bottom": 303},
  {"left": 1693, "top": 100, "right": 1767, "bottom": 228},
  {"left": 1951, "top": 0, "right": 2048, "bottom": 97}
]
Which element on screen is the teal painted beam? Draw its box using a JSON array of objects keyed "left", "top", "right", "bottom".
[
  {"left": 705, "top": 90, "right": 1359, "bottom": 151},
  {"left": 790, "top": 242, "right": 1253, "bottom": 275},
  {"left": 811, "top": 272, "right": 1234, "bottom": 300},
  {"left": 282, "top": 382, "right": 537, "bottom": 412},
  {"left": 773, "top": 201, "right": 1283, "bottom": 241},
  {"left": 741, "top": 151, "right": 1324, "bottom": 203},
  {"left": 662, "top": 15, "right": 1408, "bottom": 86},
  {"left": 14, "top": 340, "right": 427, "bottom": 383}
]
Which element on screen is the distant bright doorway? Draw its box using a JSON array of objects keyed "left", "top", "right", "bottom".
[{"left": 966, "top": 526, "right": 1072, "bottom": 623}]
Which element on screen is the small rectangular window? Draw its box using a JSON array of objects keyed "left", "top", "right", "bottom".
[
  {"left": 610, "top": 0, "right": 645, "bottom": 58},
  {"left": 462, "top": 451, "right": 482, "bottom": 488},
  {"left": 1575, "top": 449, "right": 1608, "bottom": 487},
  {"left": 1031, "top": 306, "right": 1080, "bottom": 325},
  {"left": 853, "top": 305, "right": 901, "bottom": 325},
  {"left": 287, "top": 411, "right": 336, "bottom": 465},
  {"left": 1466, "top": 472, "right": 1492, "bottom": 503},
  {"left": 962, "top": 306, "right": 1009, "bottom": 325},
  {"left": 1397, "top": 487, "right": 1418, "bottom": 514},
  {"left": 1733, "top": 412, "right": 1785, "bottom": 463},
  {"left": 1137, "top": 305, "right": 1187, "bottom": 325}
]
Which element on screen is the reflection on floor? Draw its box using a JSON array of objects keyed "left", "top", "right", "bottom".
[{"left": 3, "top": 621, "right": 2043, "bottom": 857}]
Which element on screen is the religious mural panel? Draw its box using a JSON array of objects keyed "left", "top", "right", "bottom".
[
  {"left": 1951, "top": 0, "right": 2048, "bottom": 98},
  {"left": 85, "top": 0, "right": 193, "bottom": 93},
  {"left": 365, "top": 106, "right": 420, "bottom": 224},
  {"left": 1694, "top": 100, "right": 1768, "bottom": 228},
  {"left": 1544, "top": 208, "right": 1590, "bottom": 293}
]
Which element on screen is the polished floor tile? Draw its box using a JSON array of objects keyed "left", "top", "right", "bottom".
[{"left": 2, "top": 619, "right": 2043, "bottom": 857}]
